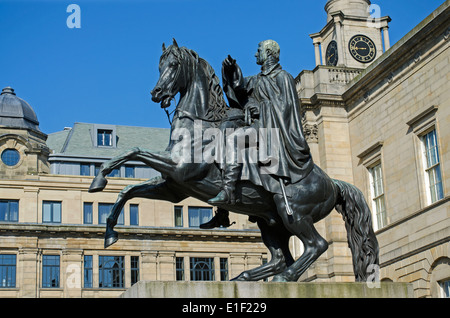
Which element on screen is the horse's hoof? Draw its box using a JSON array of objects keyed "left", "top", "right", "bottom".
[
  {"left": 104, "top": 234, "right": 118, "bottom": 248},
  {"left": 89, "top": 175, "right": 108, "bottom": 193},
  {"left": 230, "top": 272, "right": 251, "bottom": 281},
  {"left": 272, "top": 274, "right": 288, "bottom": 282}
]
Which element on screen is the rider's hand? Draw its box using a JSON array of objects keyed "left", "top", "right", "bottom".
[
  {"left": 245, "top": 102, "right": 260, "bottom": 119},
  {"left": 222, "top": 55, "right": 236, "bottom": 70}
]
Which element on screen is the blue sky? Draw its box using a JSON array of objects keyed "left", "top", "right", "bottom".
[{"left": 0, "top": 0, "right": 444, "bottom": 134}]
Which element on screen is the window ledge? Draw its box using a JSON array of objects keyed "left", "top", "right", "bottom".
[{"left": 375, "top": 195, "right": 449, "bottom": 235}]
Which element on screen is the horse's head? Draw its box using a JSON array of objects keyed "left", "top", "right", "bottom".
[
  {"left": 151, "top": 39, "right": 186, "bottom": 109},
  {"left": 151, "top": 39, "right": 229, "bottom": 126}
]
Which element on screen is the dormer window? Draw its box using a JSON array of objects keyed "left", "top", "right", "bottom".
[
  {"left": 93, "top": 124, "right": 117, "bottom": 148},
  {"left": 97, "top": 129, "right": 113, "bottom": 147}
]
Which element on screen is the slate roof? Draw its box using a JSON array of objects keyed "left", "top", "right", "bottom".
[{"left": 47, "top": 122, "right": 170, "bottom": 158}]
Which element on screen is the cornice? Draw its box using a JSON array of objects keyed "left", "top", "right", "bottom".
[{"left": 0, "top": 223, "right": 262, "bottom": 243}]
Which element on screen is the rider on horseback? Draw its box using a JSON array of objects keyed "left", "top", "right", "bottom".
[{"left": 201, "top": 39, "right": 313, "bottom": 229}]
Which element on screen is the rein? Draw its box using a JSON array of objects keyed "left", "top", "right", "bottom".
[
  {"left": 174, "top": 109, "right": 223, "bottom": 123},
  {"left": 163, "top": 96, "right": 177, "bottom": 125}
]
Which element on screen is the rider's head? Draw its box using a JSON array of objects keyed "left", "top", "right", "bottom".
[{"left": 255, "top": 40, "right": 280, "bottom": 65}]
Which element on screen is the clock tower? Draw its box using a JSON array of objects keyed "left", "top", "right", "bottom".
[
  {"left": 294, "top": 0, "right": 392, "bottom": 283},
  {"left": 310, "top": 0, "right": 391, "bottom": 68}
]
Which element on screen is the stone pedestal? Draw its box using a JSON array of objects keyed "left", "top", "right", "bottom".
[{"left": 120, "top": 281, "right": 413, "bottom": 298}]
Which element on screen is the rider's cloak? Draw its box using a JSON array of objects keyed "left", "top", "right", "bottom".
[{"left": 222, "top": 60, "right": 314, "bottom": 196}]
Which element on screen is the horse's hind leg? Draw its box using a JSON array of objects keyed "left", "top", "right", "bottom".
[
  {"left": 272, "top": 208, "right": 328, "bottom": 282},
  {"left": 231, "top": 217, "right": 294, "bottom": 281}
]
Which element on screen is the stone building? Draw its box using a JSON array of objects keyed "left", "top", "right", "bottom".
[
  {"left": 0, "top": 0, "right": 448, "bottom": 299},
  {"left": 0, "top": 88, "right": 267, "bottom": 298},
  {"left": 296, "top": 0, "right": 449, "bottom": 297}
]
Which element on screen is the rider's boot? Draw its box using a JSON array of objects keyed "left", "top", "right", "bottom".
[
  {"left": 207, "top": 163, "right": 241, "bottom": 205},
  {"left": 200, "top": 208, "right": 235, "bottom": 229}
]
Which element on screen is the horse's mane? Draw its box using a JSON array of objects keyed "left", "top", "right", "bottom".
[{"left": 161, "top": 45, "right": 229, "bottom": 124}]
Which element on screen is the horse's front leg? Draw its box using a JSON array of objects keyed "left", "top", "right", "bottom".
[
  {"left": 89, "top": 148, "right": 177, "bottom": 193},
  {"left": 89, "top": 147, "right": 142, "bottom": 192},
  {"left": 104, "top": 177, "right": 187, "bottom": 248}
]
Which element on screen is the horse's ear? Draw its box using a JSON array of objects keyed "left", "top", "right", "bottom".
[
  {"left": 173, "top": 38, "right": 179, "bottom": 48},
  {"left": 162, "top": 42, "right": 166, "bottom": 52}
]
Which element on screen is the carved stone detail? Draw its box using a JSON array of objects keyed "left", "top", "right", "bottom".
[{"left": 304, "top": 123, "right": 319, "bottom": 143}]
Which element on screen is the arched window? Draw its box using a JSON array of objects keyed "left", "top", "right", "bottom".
[
  {"left": 99, "top": 256, "right": 124, "bottom": 288},
  {"left": 429, "top": 257, "right": 450, "bottom": 298},
  {"left": 190, "top": 257, "right": 214, "bottom": 281}
]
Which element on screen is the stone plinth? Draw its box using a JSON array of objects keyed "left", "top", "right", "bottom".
[{"left": 120, "top": 281, "right": 413, "bottom": 298}]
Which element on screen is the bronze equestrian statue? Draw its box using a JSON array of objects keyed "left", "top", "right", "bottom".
[{"left": 89, "top": 39, "right": 379, "bottom": 282}]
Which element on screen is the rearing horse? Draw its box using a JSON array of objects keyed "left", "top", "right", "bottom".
[{"left": 89, "top": 39, "right": 379, "bottom": 282}]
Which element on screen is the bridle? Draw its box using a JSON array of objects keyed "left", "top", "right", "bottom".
[{"left": 159, "top": 48, "right": 224, "bottom": 126}]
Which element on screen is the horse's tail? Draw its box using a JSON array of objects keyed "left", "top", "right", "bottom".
[{"left": 333, "top": 179, "right": 379, "bottom": 282}]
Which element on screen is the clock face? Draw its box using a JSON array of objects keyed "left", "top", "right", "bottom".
[
  {"left": 325, "top": 40, "right": 338, "bottom": 66},
  {"left": 349, "top": 35, "right": 377, "bottom": 63}
]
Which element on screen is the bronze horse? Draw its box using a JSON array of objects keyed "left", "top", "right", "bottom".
[{"left": 89, "top": 40, "right": 379, "bottom": 282}]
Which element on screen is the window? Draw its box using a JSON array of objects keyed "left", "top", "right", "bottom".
[
  {"left": 439, "top": 279, "right": 450, "bottom": 298},
  {"left": 0, "top": 254, "right": 16, "bottom": 288},
  {"left": 42, "top": 201, "right": 61, "bottom": 223},
  {"left": 97, "top": 129, "right": 113, "bottom": 147},
  {"left": 421, "top": 129, "right": 444, "bottom": 203},
  {"left": 131, "top": 256, "right": 139, "bottom": 286},
  {"left": 130, "top": 204, "right": 139, "bottom": 226},
  {"left": 188, "top": 207, "right": 212, "bottom": 228},
  {"left": 125, "top": 166, "right": 135, "bottom": 178},
  {"left": 369, "top": 163, "right": 387, "bottom": 230},
  {"left": 80, "top": 163, "right": 91, "bottom": 176},
  {"left": 176, "top": 257, "right": 184, "bottom": 281},
  {"left": 42, "top": 255, "right": 60, "bottom": 288},
  {"left": 220, "top": 258, "right": 228, "bottom": 281},
  {"left": 174, "top": 206, "right": 183, "bottom": 227},
  {"left": 406, "top": 106, "right": 443, "bottom": 206},
  {"left": 99, "top": 256, "right": 124, "bottom": 288},
  {"left": 84, "top": 255, "right": 93, "bottom": 288},
  {"left": 190, "top": 257, "right": 214, "bottom": 281},
  {"left": 0, "top": 199, "right": 18, "bottom": 222},
  {"left": 98, "top": 203, "right": 123, "bottom": 225},
  {"left": 1, "top": 149, "right": 20, "bottom": 166},
  {"left": 83, "top": 202, "right": 93, "bottom": 224}
]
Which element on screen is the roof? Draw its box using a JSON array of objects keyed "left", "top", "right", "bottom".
[
  {"left": 47, "top": 122, "right": 170, "bottom": 158},
  {"left": 0, "top": 86, "right": 41, "bottom": 132}
]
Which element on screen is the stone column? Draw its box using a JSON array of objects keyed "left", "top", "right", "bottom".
[
  {"left": 62, "top": 249, "right": 83, "bottom": 297},
  {"left": 141, "top": 252, "right": 158, "bottom": 281},
  {"left": 313, "top": 41, "right": 322, "bottom": 66},
  {"left": 157, "top": 251, "right": 175, "bottom": 281},
  {"left": 382, "top": 26, "right": 391, "bottom": 51},
  {"left": 315, "top": 105, "right": 355, "bottom": 282},
  {"left": 229, "top": 253, "right": 246, "bottom": 280},
  {"left": 334, "top": 19, "right": 345, "bottom": 66},
  {"left": 18, "top": 247, "right": 39, "bottom": 298}
]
